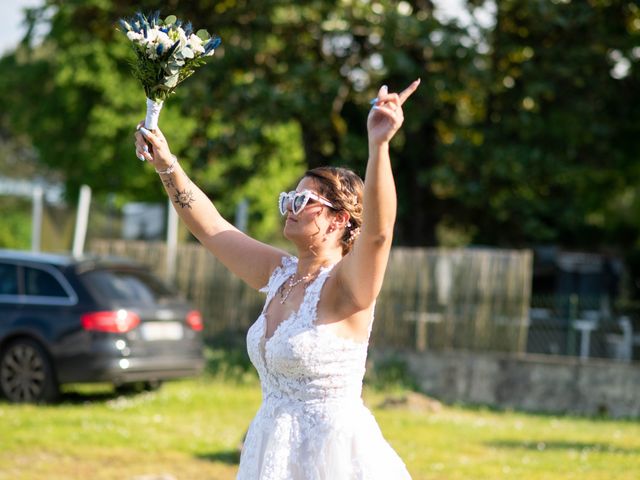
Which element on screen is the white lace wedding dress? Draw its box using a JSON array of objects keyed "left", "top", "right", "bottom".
[{"left": 238, "top": 256, "right": 411, "bottom": 479}]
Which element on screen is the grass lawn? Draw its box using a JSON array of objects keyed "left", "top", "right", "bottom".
[{"left": 1, "top": 375, "right": 639, "bottom": 480}]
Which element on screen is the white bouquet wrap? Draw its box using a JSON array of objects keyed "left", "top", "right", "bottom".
[
  {"left": 119, "top": 12, "right": 221, "bottom": 131},
  {"left": 145, "top": 97, "right": 163, "bottom": 130}
]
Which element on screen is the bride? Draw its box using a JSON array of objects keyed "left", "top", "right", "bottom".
[{"left": 135, "top": 79, "right": 420, "bottom": 479}]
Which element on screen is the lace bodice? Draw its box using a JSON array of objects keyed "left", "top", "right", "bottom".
[
  {"left": 238, "top": 256, "right": 411, "bottom": 480},
  {"left": 246, "top": 256, "right": 369, "bottom": 409}
]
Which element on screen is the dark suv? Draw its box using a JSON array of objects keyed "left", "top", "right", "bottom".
[{"left": 0, "top": 249, "right": 205, "bottom": 403}]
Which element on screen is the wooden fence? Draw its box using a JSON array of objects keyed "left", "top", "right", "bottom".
[{"left": 90, "top": 240, "right": 532, "bottom": 353}]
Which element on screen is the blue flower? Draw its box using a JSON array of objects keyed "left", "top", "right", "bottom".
[
  {"left": 183, "top": 21, "right": 193, "bottom": 37},
  {"left": 150, "top": 10, "right": 160, "bottom": 27},
  {"left": 204, "top": 36, "right": 222, "bottom": 54},
  {"left": 166, "top": 40, "right": 180, "bottom": 57},
  {"left": 156, "top": 43, "right": 164, "bottom": 56},
  {"left": 118, "top": 19, "right": 131, "bottom": 32}
]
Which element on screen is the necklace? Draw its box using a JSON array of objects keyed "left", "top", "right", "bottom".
[{"left": 278, "top": 272, "right": 314, "bottom": 304}]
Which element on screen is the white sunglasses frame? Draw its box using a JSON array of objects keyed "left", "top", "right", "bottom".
[{"left": 278, "top": 190, "right": 335, "bottom": 215}]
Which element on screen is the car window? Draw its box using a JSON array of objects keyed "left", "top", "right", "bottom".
[
  {"left": 0, "top": 263, "right": 18, "bottom": 295},
  {"left": 81, "top": 269, "right": 175, "bottom": 305},
  {"left": 24, "top": 266, "right": 69, "bottom": 298}
]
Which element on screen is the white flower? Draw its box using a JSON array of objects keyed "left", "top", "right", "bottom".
[
  {"left": 189, "top": 34, "right": 205, "bottom": 55},
  {"left": 177, "top": 27, "right": 188, "bottom": 46},
  {"left": 189, "top": 34, "right": 203, "bottom": 46},
  {"left": 156, "top": 30, "right": 173, "bottom": 50},
  {"left": 127, "top": 31, "right": 143, "bottom": 42},
  {"left": 146, "top": 28, "right": 159, "bottom": 43}
]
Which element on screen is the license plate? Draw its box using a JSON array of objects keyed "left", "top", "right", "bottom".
[{"left": 141, "top": 322, "right": 184, "bottom": 341}]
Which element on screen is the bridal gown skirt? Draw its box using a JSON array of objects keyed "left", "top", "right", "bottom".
[{"left": 237, "top": 397, "right": 411, "bottom": 480}]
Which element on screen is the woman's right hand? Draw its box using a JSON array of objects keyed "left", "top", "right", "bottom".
[{"left": 134, "top": 121, "right": 174, "bottom": 169}]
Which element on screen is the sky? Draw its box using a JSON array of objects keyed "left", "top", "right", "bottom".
[{"left": 0, "top": 0, "right": 42, "bottom": 55}]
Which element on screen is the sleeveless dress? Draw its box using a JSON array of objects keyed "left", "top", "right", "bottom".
[{"left": 238, "top": 256, "right": 411, "bottom": 479}]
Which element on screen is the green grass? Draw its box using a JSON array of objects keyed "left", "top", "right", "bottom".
[{"left": 1, "top": 376, "right": 639, "bottom": 480}]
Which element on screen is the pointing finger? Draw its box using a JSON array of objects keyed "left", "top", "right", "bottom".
[{"left": 399, "top": 78, "right": 421, "bottom": 105}]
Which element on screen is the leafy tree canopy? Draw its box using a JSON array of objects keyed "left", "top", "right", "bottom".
[{"left": 0, "top": 0, "right": 639, "bottom": 254}]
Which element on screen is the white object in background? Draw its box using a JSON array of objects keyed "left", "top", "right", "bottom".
[
  {"left": 72, "top": 185, "right": 92, "bottom": 257},
  {"left": 605, "top": 316, "right": 633, "bottom": 362},
  {"left": 166, "top": 199, "right": 179, "bottom": 283},
  {"left": 573, "top": 319, "right": 597, "bottom": 361},
  {"left": 235, "top": 198, "right": 249, "bottom": 233},
  {"left": 31, "top": 186, "right": 43, "bottom": 252}
]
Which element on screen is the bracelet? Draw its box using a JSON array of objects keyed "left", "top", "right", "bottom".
[{"left": 155, "top": 155, "right": 178, "bottom": 175}]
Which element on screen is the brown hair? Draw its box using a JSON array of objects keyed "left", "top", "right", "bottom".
[{"left": 304, "top": 166, "right": 364, "bottom": 255}]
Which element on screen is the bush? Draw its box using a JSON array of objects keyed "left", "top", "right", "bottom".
[{"left": 365, "top": 355, "right": 419, "bottom": 392}]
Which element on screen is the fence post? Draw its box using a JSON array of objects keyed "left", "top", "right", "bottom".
[
  {"left": 566, "top": 293, "right": 579, "bottom": 356},
  {"left": 31, "top": 186, "right": 43, "bottom": 252},
  {"left": 166, "top": 199, "right": 179, "bottom": 284},
  {"left": 72, "top": 185, "right": 92, "bottom": 257}
]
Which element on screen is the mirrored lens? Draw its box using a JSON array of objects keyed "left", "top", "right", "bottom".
[
  {"left": 292, "top": 192, "right": 308, "bottom": 214},
  {"left": 278, "top": 192, "right": 289, "bottom": 215}
]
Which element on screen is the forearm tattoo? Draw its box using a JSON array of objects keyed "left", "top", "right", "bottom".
[
  {"left": 173, "top": 188, "right": 196, "bottom": 209},
  {"left": 162, "top": 176, "right": 176, "bottom": 189},
  {"left": 159, "top": 170, "right": 197, "bottom": 209}
]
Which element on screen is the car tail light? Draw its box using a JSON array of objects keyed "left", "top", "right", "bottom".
[
  {"left": 81, "top": 310, "right": 141, "bottom": 333},
  {"left": 186, "top": 310, "right": 203, "bottom": 331}
]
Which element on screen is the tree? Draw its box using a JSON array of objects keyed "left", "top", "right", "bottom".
[
  {"left": 447, "top": 0, "right": 640, "bottom": 250},
  {"left": 0, "top": 0, "right": 307, "bottom": 242},
  {"left": 1, "top": 0, "right": 639, "bottom": 259}
]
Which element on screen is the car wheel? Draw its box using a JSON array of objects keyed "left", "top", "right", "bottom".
[{"left": 0, "top": 338, "right": 59, "bottom": 403}]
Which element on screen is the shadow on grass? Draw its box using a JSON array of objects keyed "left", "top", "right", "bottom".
[
  {"left": 57, "top": 390, "right": 120, "bottom": 404},
  {"left": 56, "top": 382, "right": 160, "bottom": 405},
  {"left": 196, "top": 450, "right": 241, "bottom": 465},
  {"left": 487, "top": 440, "right": 640, "bottom": 455}
]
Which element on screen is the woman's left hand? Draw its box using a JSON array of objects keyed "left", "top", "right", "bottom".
[{"left": 367, "top": 79, "right": 420, "bottom": 146}]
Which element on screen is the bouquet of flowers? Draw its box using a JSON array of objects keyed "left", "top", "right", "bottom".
[{"left": 119, "top": 11, "right": 221, "bottom": 130}]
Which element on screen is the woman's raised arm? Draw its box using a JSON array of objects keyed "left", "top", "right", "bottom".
[
  {"left": 335, "top": 80, "right": 420, "bottom": 310},
  {"left": 135, "top": 125, "right": 287, "bottom": 290}
]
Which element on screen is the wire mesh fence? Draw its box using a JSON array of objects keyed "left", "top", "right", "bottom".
[{"left": 527, "top": 294, "right": 637, "bottom": 362}]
